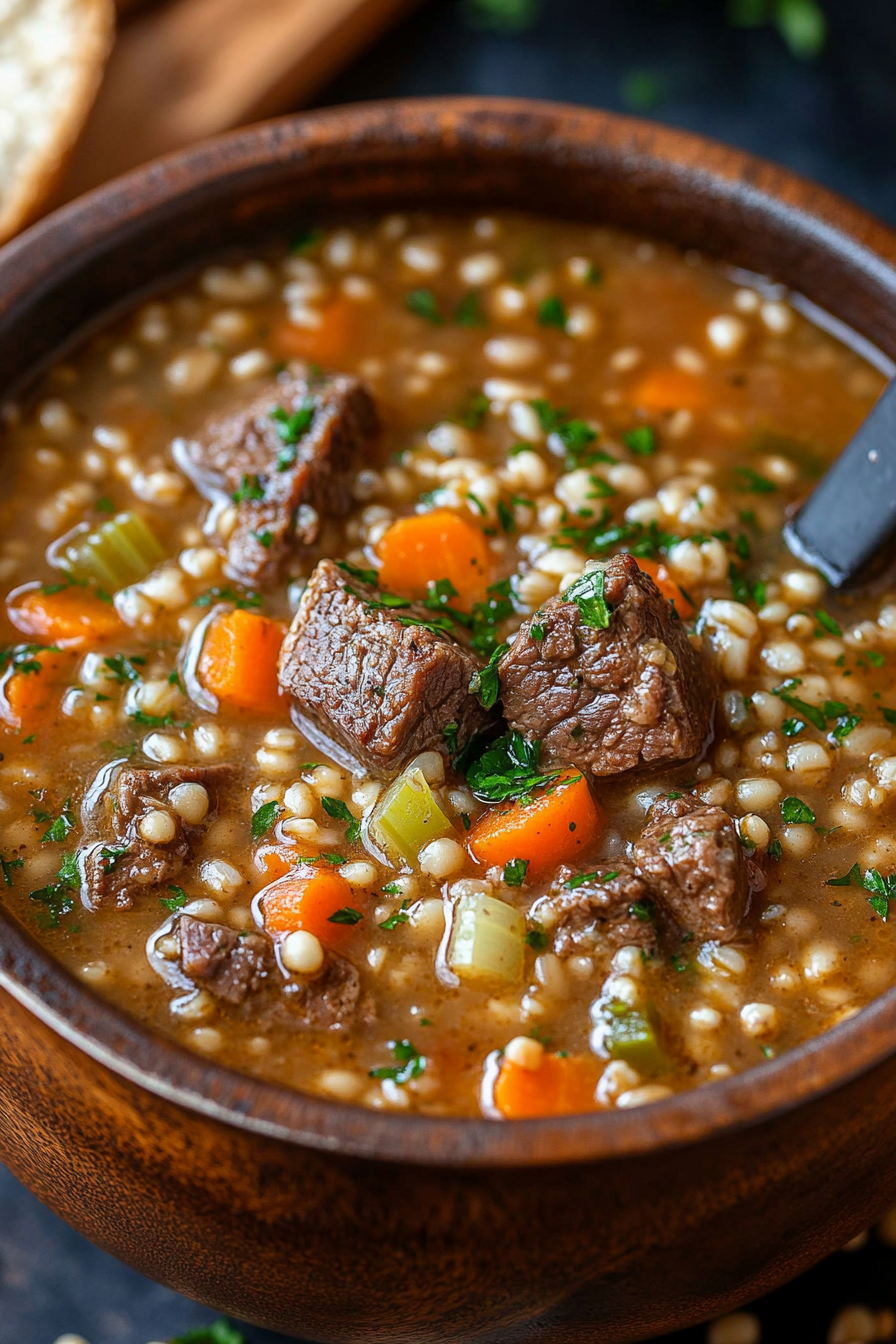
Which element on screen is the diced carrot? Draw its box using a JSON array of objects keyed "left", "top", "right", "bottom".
[
  {"left": 467, "top": 770, "right": 604, "bottom": 877},
  {"left": 7, "top": 583, "right": 124, "bottom": 649},
  {"left": 376, "top": 509, "right": 492, "bottom": 611},
  {"left": 197, "top": 608, "right": 286, "bottom": 715},
  {"left": 260, "top": 866, "right": 357, "bottom": 948},
  {"left": 634, "top": 557, "right": 696, "bottom": 619},
  {"left": 493, "top": 1052, "right": 602, "bottom": 1119},
  {"left": 254, "top": 843, "right": 314, "bottom": 884},
  {"left": 0, "top": 648, "right": 74, "bottom": 732},
  {"left": 635, "top": 367, "right": 707, "bottom": 413},
  {"left": 270, "top": 297, "right": 356, "bottom": 367}
]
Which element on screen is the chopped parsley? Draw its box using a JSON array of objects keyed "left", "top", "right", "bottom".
[
  {"left": 0, "top": 854, "right": 23, "bottom": 887},
  {"left": 469, "top": 642, "right": 508, "bottom": 709},
  {"left": 335, "top": 558, "right": 379, "bottom": 586},
  {"left": 470, "top": 577, "right": 516, "bottom": 658},
  {"left": 291, "top": 225, "right": 322, "bottom": 254},
  {"left": 442, "top": 721, "right": 459, "bottom": 754},
  {"left": 159, "top": 884, "right": 189, "bottom": 911},
  {"left": 530, "top": 622, "right": 545, "bottom": 642},
  {"left": 733, "top": 465, "right": 777, "bottom": 494},
  {"left": 0, "top": 643, "right": 62, "bottom": 676},
  {"left": 194, "top": 586, "right": 262, "bottom": 611},
  {"left": 503, "top": 857, "right": 529, "bottom": 887},
  {"left": 814, "top": 609, "right": 842, "bottom": 638},
  {"left": 629, "top": 900, "right": 655, "bottom": 923},
  {"left": 321, "top": 795, "right": 361, "bottom": 844},
  {"left": 379, "top": 899, "right": 411, "bottom": 931},
  {"left": 454, "top": 290, "right": 487, "bottom": 327},
  {"left": 622, "top": 426, "right": 656, "bottom": 456},
  {"left": 405, "top": 288, "right": 443, "bottom": 324},
  {"left": 128, "top": 709, "right": 190, "bottom": 729},
  {"left": 270, "top": 397, "right": 315, "bottom": 470},
  {"left": 767, "top": 838, "right": 783, "bottom": 861},
  {"left": 231, "top": 473, "right": 265, "bottom": 504},
  {"left": 562, "top": 567, "right": 611, "bottom": 629},
  {"left": 252, "top": 529, "right": 274, "bottom": 548},
  {"left": 171, "top": 1321, "right": 245, "bottom": 1344},
  {"left": 102, "top": 653, "right": 146, "bottom": 684},
  {"left": 780, "top": 796, "right": 816, "bottom": 826},
  {"left": 453, "top": 389, "right": 490, "bottom": 430},
  {"left": 29, "top": 852, "right": 79, "bottom": 929},
  {"left": 827, "top": 863, "right": 896, "bottom": 922},
  {"left": 251, "top": 800, "right": 281, "bottom": 839},
  {"left": 525, "top": 927, "right": 548, "bottom": 951},
  {"left": 530, "top": 398, "right": 598, "bottom": 469},
  {"left": 466, "top": 731, "right": 561, "bottom": 803},
  {"left": 39, "top": 799, "right": 76, "bottom": 844},
  {"left": 537, "top": 295, "right": 568, "bottom": 330},
  {"left": 328, "top": 906, "right": 364, "bottom": 925},
  {"left": 369, "top": 1038, "right": 426, "bottom": 1085}
]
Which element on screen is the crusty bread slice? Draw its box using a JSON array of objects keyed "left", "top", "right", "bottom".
[{"left": 0, "top": 0, "right": 115, "bottom": 243}]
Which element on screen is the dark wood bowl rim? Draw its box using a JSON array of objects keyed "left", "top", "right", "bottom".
[{"left": 2, "top": 96, "right": 896, "bottom": 1169}]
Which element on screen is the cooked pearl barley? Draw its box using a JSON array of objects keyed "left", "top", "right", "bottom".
[
  {"left": 616, "top": 1084, "right": 673, "bottom": 1108},
  {"left": 740, "top": 1002, "right": 778, "bottom": 1038},
  {"left": 182, "top": 899, "right": 223, "bottom": 921},
  {"left": 596, "top": 1060, "right": 641, "bottom": 1105},
  {"left": 340, "top": 861, "right": 379, "bottom": 888},
  {"left": 179, "top": 546, "right": 220, "bottom": 579},
  {"left": 324, "top": 229, "right": 357, "bottom": 268},
  {"left": 308, "top": 764, "right": 346, "bottom": 797},
  {"left": 419, "top": 837, "right": 465, "bottom": 879},
  {"left": 701, "top": 945, "right": 747, "bottom": 977},
  {"left": 141, "top": 567, "right": 190, "bottom": 609},
  {"left": 428, "top": 421, "right": 473, "bottom": 456},
  {"left": 802, "top": 941, "right": 842, "bottom": 981},
  {"left": 492, "top": 284, "right": 528, "bottom": 316},
  {"left": 690, "top": 1006, "right": 722, "bottom": 1031},
  {"left": 781, "top": 568, "right": 825, "bottom": 602},
  {"left": 283, "top": 781, "right": 316, "bottom": 817},
  {"left": 256, "top": 748, "right": 298, "bottom": 777},
  {"left": 739, "top": 814, "right": 771, "bottom": 851},
  {"left": 504, "top": 1035, "right": 544, "bottom": 1070},
  {"left": 459, "top": 251, "right": 503, "bottom": 286},
  {"left": 164, "top": 348, "right": 222, "bottom": 394},
  {"left": 566, "top": 304, "right": 598, "bottom": 339},
  {"left": 193, "top": 723, "right": 227, "bottom": 757},
  {"left": 143, "top": 732, "right": 186, "bottom": 763},
  {"left": 229, "top": 348, "right": 272, "bottom": 381},
  {"left": 502, "top": 449, "right": 548, "bottom": 493},
  {"left": 707, "top": 1313, "right": 762, "bottom": 1344},
  {"left": 132, "top": 469, "right": 187, "bottom": 506},
  {"left": 169, "top": 783, "right": 210, "bottom": 825},
  {"left": 484, "top": 335, "right": 543, "bottom": 370},
  {"left": 317, "top": 1068, "right": 364, "bottom": 1100},
  {"left": 281, "top": 929, "right": 325, "bottom": 975},
  {"left": 760, "top": 300, "right": 793, "bottom": 334},
  {"left": 786, "top": 740, "right": 832, "bottom": 777},
  {"left": 201, "top": 261, "right": 272, "bottom": 302},
  {"left": 507, "top": 398, "right": 545, "bottom": 443},
  {"left": 138, "top": 809, "right": 177, "bottom": 844},
  {"left": 201, "top": 859, "right": 243, "bottom": 895},
  {"left": 400, "top": 237, "right": 443, "bottom": 274},
  {"left": 409, "top": 751, "right": 445, "bottom": 785},
  {"left": 761, "top": 640, "right": 805, "bottom": 675},
  {"left": 535, "top": 547, "right": 588, "bottom": 577},
  {"left": 192, "top": 1027, "right": 223, "bottom": 1053},
  {"left": 706, "top": 314, "right": 747, "bottom": 355}
]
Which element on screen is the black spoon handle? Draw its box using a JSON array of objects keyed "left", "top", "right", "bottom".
[{"left": 784, "top": 378, "right": 896, "bottom": 588}]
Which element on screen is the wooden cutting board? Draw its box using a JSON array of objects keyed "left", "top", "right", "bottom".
[{"left": 55, "top": 0, "right": 417, "bottom": 203}]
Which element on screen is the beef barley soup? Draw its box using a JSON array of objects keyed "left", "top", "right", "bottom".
[{"left": 0, "top": 210, "right": 891, "bottom": 1119}]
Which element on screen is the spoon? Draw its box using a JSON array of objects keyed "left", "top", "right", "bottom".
[{"left": 785, "top": 378, "right": 896, "bottom": 587}]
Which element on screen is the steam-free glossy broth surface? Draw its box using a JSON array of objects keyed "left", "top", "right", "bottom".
[{"left": 0, "top": 211, "right": 891, "bottom": 1118}]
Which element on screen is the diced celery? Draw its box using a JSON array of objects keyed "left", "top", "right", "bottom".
[
  {"left": 369, "top": 765, "right": 456, "bottom": 865},
  {"left": 49, "top": 512, "right": 166, "bottom": 589},
  {"left": 446, "top": 893, "right": 525, "bottom": 988},
  {"left": 602, "top": 1001, "right": 663, "bottom": 1073}
]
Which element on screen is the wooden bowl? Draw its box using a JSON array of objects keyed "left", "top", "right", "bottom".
[{"left": 3, "top": 99, "right": 896, "bottom": 1344}]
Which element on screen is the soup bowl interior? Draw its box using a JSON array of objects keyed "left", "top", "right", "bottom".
[{"left": 2, "top": 97, "right": 896, "bottom": 1341}]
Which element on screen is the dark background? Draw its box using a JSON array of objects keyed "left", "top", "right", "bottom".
[{"left": 4, "top": 0, "right": 896, "bottom": 1340}]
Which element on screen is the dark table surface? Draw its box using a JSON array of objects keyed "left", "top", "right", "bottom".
[{"left": 5, "top": 1, "right": 896, "bottom": 1340}]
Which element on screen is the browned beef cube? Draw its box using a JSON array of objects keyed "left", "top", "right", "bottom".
[
  {"left": 633, "top": 794, "right": 750, "bottom": 943},
  {"left": 278, "top": 558, "right": 493, "bottom": 774},
  {"left": 275, "top": 953, "right": 363, "bottom": 1031},
  {"left": 498, "top": 553, "right": 713, "bottom": 777},
  {"left": 551, "top": 862, "right": 657, "bottom": 954},
  {"left": 172, "top": 372, "right": 378, "bottom": 587},
  {"left": 80, "top": 763, "right": 235, "bottom": 910},
  {"left": 178, "top": 916, "right": 272, "bottom": 1004}
]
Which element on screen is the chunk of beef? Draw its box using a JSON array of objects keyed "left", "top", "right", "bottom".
[
  {"left": 173, "top": 916, "right": 362, "bottom": 1029},
  {"left": 497, "top": 553, "right": 713, "bottom": 777},
  {"left": 178, "top": 916, "right": 272, "bottom": 1004},
  {"left": 80, "top": 762, "right": 234, "bottom": 910},
  {"left": 633, "top": 794, "right": 750, "bottom": 943},
  {"left": 551, "top": 862, "right": 657, "bottom": 954},
  {"left": 278, "top": 558, "right": 493, "bottom": 773},
  {"left": 172, "top": 371, "right": 378, "bottom": 587}
]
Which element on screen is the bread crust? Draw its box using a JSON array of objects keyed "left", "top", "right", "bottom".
[{"left": 0, "top": 0, "right": 116, "bottom": 242}]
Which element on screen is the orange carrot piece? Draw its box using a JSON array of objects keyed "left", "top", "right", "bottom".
[
  {"left": 634, "top": 557, "right": 696, "bottom": 619},
  {"left": 467, "top": 771, "right": 604, "bottom": 877},
  {"left": 260, "top": 866, "right": 357, "bottom": 948},
  {"left": 197, "top": 608, "right": 286, "bottom": 715},
  {"left": 493, "top": 1052, "right": 602, "bottom": 1119},
  {"left": 7, "top": 584, "right": 124, "bottom": 649},
  {"left": 376, "top": 509, "right": 492, "bottom": 611},
  {"left": 0, "top": 648, "right": 74, "bottom": 732},
  {"left": 253, "top": 843, "right": 313, "bottom": 884},
  {"left": 635, "top": 367, "right": 707, "bottom": 414},
  {"left": 270, "top": 297, "right": 356, "bottom": 367}
]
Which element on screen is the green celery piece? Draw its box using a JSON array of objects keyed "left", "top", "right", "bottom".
[
  {"left": 447, "top": 893, "right": 525, "bottom": 987},
  {"left": 369, "top": 765, "right": 455, "bottom": 865},
  {"left": 55, "top": 513, "right": 166, "bottom": 588},
  {"left": 603, "top": 1002, "right": 663, "bottom": 1072}
]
